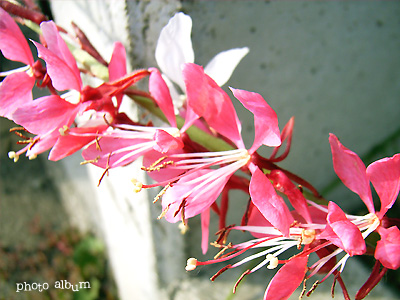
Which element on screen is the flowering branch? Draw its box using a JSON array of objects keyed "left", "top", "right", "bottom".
[{"left": 1, "top": 3, "right": 399, "bottom": 300}]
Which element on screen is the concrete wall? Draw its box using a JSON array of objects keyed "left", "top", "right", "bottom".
[{"left": 183, "top": 1, "right": 400, "bottom": 211}]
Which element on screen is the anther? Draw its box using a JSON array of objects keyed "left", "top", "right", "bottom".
[
  {"left": 306, "top": 280, "right": 319, "bottom": 297},
  {"left": 142, "top": 156, "right": 175, "bottom": 172},
  {"left": 157, "top": 204, "right": 170, "bottom": 220},
  {"left": 8, "top": 151, "right": 19, "bottom": 162},
  {"left": 131, "top": 178, "right": 143, "bottom": 193},
  {"left": 185, "top": 258, "right": 198, "bottom": 271},
  {"left": 153, "top": 183, "right": 171, "bottom": 203},
  {"left": 95, "top": 137, "right": 102, "bottom": 151},
  {"left": 299, "top": 279, "right": 307, "bottom": 299},
  {"left": 58, "top": 125, "right": 69, "bottom": 136},
  {"left": 179, "top": 222, "right": 189, "bottom": 234},
  {"left": 301, "top": 229, "right": 316, "bottom": 245},
  {"left": 80, "top": 156, "right": 100, "bottom": 165},
  {"left": 214, "top": 242, "right": 233, "bottom": 259},
  {"left": 97, "top": 153, "right": 112, "bottom": 186},
  {"left": 266, "top": 254, "right": 279, "bottom": 269},
  {"left": 28, "top": 154, "right": 37, "bottom": 160}
]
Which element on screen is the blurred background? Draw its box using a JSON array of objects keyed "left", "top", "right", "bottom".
[{"left": 1, "top": 1, "right": 399, "bottom": 299}]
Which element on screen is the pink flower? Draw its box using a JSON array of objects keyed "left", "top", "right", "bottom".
[
  {"left": 318, "top": 201, "right": 366, "bottom": 256},
  {"left": 138, "top": 68, "right": 287, "bottom": 253},
  {"left": 375, "top": 226, "right": 400, "bottom": 270},
  {"left": 81, "top": 68, "right": 193, "bottom": 170},
  {"left": 329, "top": 133, "right": 400, "bottom": 268},
  {"left": 7, "top": 21, "right": 148, "bottom": 161},
  {"left": 0, "top": 8, "right": 44, "bottom": 119},
  {"left": 184, "top": 208, "right": 326, "bottom": 300},
  {"left": 8, "top": 18, "right": 150, "bottom": 162}
]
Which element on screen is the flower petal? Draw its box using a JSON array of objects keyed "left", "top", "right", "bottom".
[
  {"left": 12, "top": 95, "right": 79, "bottom": 135},
  {"left": 264, "top": 255, "right": 308, "bottom": 300},
  {"left": 249, "top": 167, "right": 294, "bottom": 237},
  {"left": 27, "top": 131, "right": 60, "bottom": 158},
  {"left": 0, "top": 8, "right": 34, "bottom": 65},
  {"left": 34, "top": 21, "right": 82, "bottom": 91},
  {"left": 155, "top": 12, "right": 194, "bottom": 91},
  {"left": 108, "top": 41, "right": 127, "bottom": 81},
  {"left": 0, "top": 72, "right": 34, "bottom": 119},
  {"left": 375, "top": 226, "right": 400, "bottom": 270},
  {"left": 142, "top": 149, "right": 186, "bottom": 182},
  {"left": 149, "top": 68, "right": 177, "bottom": 127},
  {"left": 231, "top": 88, "right": 281, "bottom": 152},
  {"left": 319, "top": 202, "right": 366, "bottom": 256},
  {"left": 82, "top": 135, "right": 153, "bottom": 169},
  {"left": 201, "top": 208, "right": 210, "bottom": 254},
  {"left": 204, "top": 47, "right": 249, "bottom": 87},
  {"left": 49, "top": 125, "right": 108, "bottom": 161},
  {"left": 183, "top": 63, "right": 243, "bottom": 148},
  {"left": 268, "top": 170, "right": 312, "bottom": 224},
  {"left": 367, "top": 153, "right": 400, "bottom": 218},
  {"left": 162, "top": 169, "right": 233, "bottom": 222},
  {"left": 329, "top": 133, "right": 374, "bottom": 213},
  {"left": 153, "top": 129, "right": 183, "bottom": 153}
]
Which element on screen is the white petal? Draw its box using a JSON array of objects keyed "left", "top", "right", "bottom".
[
  {"left": 204, "top": 47, "right": 249, "bottom": 86},
  {"left": 155, "top": 12, "right": 194, "bottom": 91}
]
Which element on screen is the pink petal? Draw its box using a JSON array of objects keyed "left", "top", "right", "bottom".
[
  {"left": 153, "top": 129, "right": 183, "bottom": 153},
  {"left": 162, "top": 169, "right": 232, "bottom": 222},
  {"left": 82, "top": 136, "right": 152, "bottom": 169},
  {"left": 367, "top": 154, "right": 400, "bottom": 218},
  {"left": 31, "top": 21, "right": 81, "bottom": 92},
  {"left": 268, "top": 170, "right": 312, "bottom": 224},
  {"left": 49, "top": 125, "right": 108, "bottom": 161},
  {"left": 26, "top": 131, "right": 60, "bottom": 157},
  {"left": 0, "top": 8, "right": 34, "bottom": 65},
  {"left": 329, "top": 133, "right": 374, "bottom": 214},
  {"left": 245, "top": 203, "right": 274, "bottom": 238},
  {"left": 180, "top": 104, "right": 200, "bottom": 133},
  {"left": 149, "top": 68, "right": 177, "bottom": 127},
  {"left": 108, "top": 42, "right": 127, "bottom": 109},
  {"left": 375, "top": 226, "right": 400, "bottom": 270},
  {"left": 319, "top": 202, "right": 366, "bottom": 256},
  {"left": 0, "top": 72, "right": 34, "bottom": 119},
  {"left": 142, "top": 149, "right": 186, "bottom": 182},
  {"left": 264, "top": 255, "right": 308, "bottom": 300},
  {"left": 249, "top": 167, "right": 294, "bottom": 237},
  {"left": 201, "top": 208, "right": 210, "bottom": 254},
  {"left": 291, "top": 205, "right": 328, "bottom": 225},
  {"left": 230, "top": 88, "right": 281, "bottom": 152},
  {"left": 108, "top": 41, "right": 127, "bottom": 81},
  {"left": 40, "top": 21, "right": 82, "bottom": 91},
  {"left": 12, "top": 95, "right": 79, "bottom": 135},
  {"left": 92, "top": 69, "right": 150, "bottom": 101},
  {"left": 183, "top": 63, "right": 244, "bottom": 148}
]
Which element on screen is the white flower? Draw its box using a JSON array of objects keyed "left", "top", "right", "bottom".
[{"left": 155, "top": 12, "right": 249, "bottom": 108}]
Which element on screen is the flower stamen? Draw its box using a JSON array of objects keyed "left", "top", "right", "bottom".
[
  {"left": 306, "top": 280, "right": 319, "bottom": 297},
  {"left": 8, "top": 151, "right": 19, "bottom": 162},
  {"left": 131, "top": 178, "right": 143, "bottom": 193},
  {"left": 185, "top": 258, "right": 198, "bottom": 271}
]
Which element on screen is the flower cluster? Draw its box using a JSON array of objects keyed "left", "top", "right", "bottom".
[{"left": 1, "top": 3, "right": 399, "bottom": 300}]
